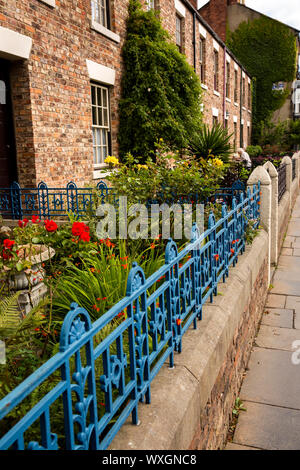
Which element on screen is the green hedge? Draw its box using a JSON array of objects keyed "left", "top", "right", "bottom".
[
  {"left": 227, "top": 16, "right": 297, "bottom": 143},
  {"left": 118, "top": 0, "right": 203, "bottom": 161}
]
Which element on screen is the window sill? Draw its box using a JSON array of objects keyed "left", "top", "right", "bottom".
[
  {"left": 242, "top": 106, "right": 247, "bottom": 111},
  {"left": 201, "top": 84, "right": 208, "bottom": 90},
  {"left": 91, "top": 21, "right": 120, "bottom": 44},
  {"left": 39, "top": 0, "right": 55, "bottom": 7},
  {"left": 234, "top": 102, "right": 239, "bottom": 107},
  {"left": 213, "top": 90, "right": 220, "bottom": 97},
  {"left": 248, "top": 109, "right": 252, "bottom": 114},
  {"left": 93, "top": 168, "right": 112, "bottom": 180},
  {"left": 226, "top": 97, "right": 231, "bottom": 103}
]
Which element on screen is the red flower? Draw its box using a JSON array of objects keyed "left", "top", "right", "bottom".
[
  {"left": 79, "top": 231, "right": 90, "bottom": 242},
  {"left": 18, "top": 218, "right": 29, "bottom": 228},
  {"left": 72, "top": 221, "right": 89, "bottom": 237},
  {"left": 44, "top": 220, "right": 58, "bottom": 232},
  {"left": 3, "top": 239, "right": 15, "bottom": 250},
  {"left": 214, "top": 254, "right": 219, "bottom": 261},
  {"left": 231, "top": 248, "right": 235, "bottom": 255},
  {"left": 31, "top": 215, "right": 40, "bottom": 224},
  {"left": 176, "top": 318, "right": 182, "bottom": 326}
]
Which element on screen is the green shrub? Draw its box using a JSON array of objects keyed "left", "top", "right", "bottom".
[
  {"left": 246, "top": 145, "right": 262, "bottom": 158},
  {"left": 227, "top": 16, "right": 297, "bottom": 143},
  {"left": 118, "top": 0, "right": 202, "bottom": 161},
  {"left": 188, "top": 123, "right": 233, "bottom": 163}
]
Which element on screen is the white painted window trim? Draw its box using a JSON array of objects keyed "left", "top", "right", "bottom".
[
  {"left": 175, "top": 0, "right": 186, "bottom": 17},
  {"left": 212, "top": 107, "right": 219, "bottom": 117},
  {"left": 199, "top": 24, "right": 207, "bottom": 38},
  {"left": 0, "top": 26, "right": 32, "bottom": 60},
  {"left": 233, "top": 115, "right": 238, "bottom": 123},
  {"left": 234, "top": 62, "right": 238, "bottom": 71},
  {"left": 213, "top": 40, "right": 219, "bottom": 52},
  {"left": 234, "top": 102, "right": 239, "bottom": 107},
  {"left": 226, "top": 97, "right": 231, "bottom": 103},
  {"left": 242, "top": 71, "right": 246, "bottom": 79},
  {"left": 91, "top": 20, "right": 120, "bottom": 43},
  {"left": 242, "top": 106, "right": 247, "bottom": 111},
  {"left": 39, "top": 0, "right": 55, "bottom": 7},
  {"left": 93, "top": 169, "right": 112, "bottom": 180},
  {"left": 86, "top": 59, "right": 116, "bottom": 85},
  {"left": 226, "top": 53, "right": 231, "bottom": 63},
  {"left": 247, "top": 121, "right": 251, "bottom": 127},
  {"left": 248, "top": 77, "right": 251, "bottom": 84},
  {"left": 213, "top": 90, "right": 220, "bottom": 97},
  {"left": 241, "top": 119, "right": 244, "bottom": 125},
  {"left": 201, "top": 83, "right": 208, "bottom": 90}
]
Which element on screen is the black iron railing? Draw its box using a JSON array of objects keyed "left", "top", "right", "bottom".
[{"left": 278, "top": 164, "right": 287, "bottom": 203}]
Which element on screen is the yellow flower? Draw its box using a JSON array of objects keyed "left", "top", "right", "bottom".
[
  {"left": 104, "top": 155, "right": 119, "bottom": 167},
  {"left": 137, "top": 164, "right": 148, "bottom": 170},
  {"left": 211, "top": 157, "right": 223, "bottom": 168}
]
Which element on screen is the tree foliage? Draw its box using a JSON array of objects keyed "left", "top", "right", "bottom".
[
  {"left": 227, "top": 16, "right": 297, "bottom": 143},
  {"left": 118, "top": 0, "right": 202, "bottom": 160}
]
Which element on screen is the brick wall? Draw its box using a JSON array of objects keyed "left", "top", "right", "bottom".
[
  {"left": 0, "top": 0, "right": 251, "bottom": 187},
  {"left": 189, "top": 256, "right": 268, "bottom": 449}
]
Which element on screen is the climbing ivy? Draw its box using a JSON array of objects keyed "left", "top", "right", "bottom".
[
  {"left": 118, "top": 0, "right": 203, "bottom": 161},
  {"left": 227, "top": 16, "right": 297, "bottom": 143}
]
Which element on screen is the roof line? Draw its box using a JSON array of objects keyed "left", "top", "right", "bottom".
[{"left": 180, "top": 0, "right": 252, "bottom": 77}]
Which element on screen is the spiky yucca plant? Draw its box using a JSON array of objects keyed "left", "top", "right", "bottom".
[{"left": 188, "top": 123, "right": 233, "bottom": 163}]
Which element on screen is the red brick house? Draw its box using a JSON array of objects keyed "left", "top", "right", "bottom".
[{"left": 0, "top": 0, "right": 252, "bottom": 188}]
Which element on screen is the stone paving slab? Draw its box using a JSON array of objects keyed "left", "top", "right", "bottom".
[
  {"left": 265, "top": 294, "right": 286, "bottom": 308},
  {"left": 292, "top": 238, "right": 300, "bottom": 248},
  {"left": 271, "top": 278, "right": 300, "bottom": 296},
  {"left": 233, "top": 401, "right": 300, "bottom": 450},
  {"left": 276, "top": 255, "right": 300, "bottom": 272},
  {"left": 225, "top": 442, "right": 260, "bottom": 450},
  {"left": 240, "top": 347, "right": 300, "bottom": 409},
  {"left": 287, "top": 220, "right": 300, "bottom": 237},
  {"left": 255, "top": 325, "right": 300, "bottom": 351},
  {"left": 285, "top": 296, "right": 300, "bottom": 329},
  {"left": 261, "top": 308, "right": 293, "bottom": 329},
  {"left": 283, "top": 236, "right": 296, "bottom": 248}
]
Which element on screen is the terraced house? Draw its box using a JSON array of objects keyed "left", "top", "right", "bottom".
[{"left": 0, "top": 0, "right": 252, "bottom": 188}]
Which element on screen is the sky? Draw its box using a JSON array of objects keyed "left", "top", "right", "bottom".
[{"left": 197, "top": 0, "right": 300, "bottom": 31}]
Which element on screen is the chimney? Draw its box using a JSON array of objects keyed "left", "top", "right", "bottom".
[{"left": 198, "top": 0, "right": 228, "bottom": 42}]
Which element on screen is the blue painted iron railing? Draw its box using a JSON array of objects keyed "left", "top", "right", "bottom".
[
  {"left": 0, "top": 184, "right": 260, "bottom": 450},
  {"left": 0, "top": 180, "right": 246, "bottom": 220}
]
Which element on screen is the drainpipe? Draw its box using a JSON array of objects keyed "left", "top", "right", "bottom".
[
  {"left": 240, "top": 69, "right": 243, "bottom": 147},
  {"left": 193, "top": 12, "right": 196, "bottom": 72}
]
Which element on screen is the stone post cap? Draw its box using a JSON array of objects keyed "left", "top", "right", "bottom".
[
  {"left": 281, "top": 155, "right": 292, "bottom": 165},
  {"left": 263, "top": 160, "right": 278, "bottom": 178},
  {"left": 247, "top": 165, "right": 271, "bottom": 186}
]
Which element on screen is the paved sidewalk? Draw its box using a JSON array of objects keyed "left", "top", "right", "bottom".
[{"left": 226, "top": 195, "right": 300, "bottom": 450}]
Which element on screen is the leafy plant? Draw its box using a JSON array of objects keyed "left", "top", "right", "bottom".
[
  {"left": 227, "top": 16, "right": 297, "bottom": 143},
  {"left": 232, "top": 397, "right": 247, "bottom": 417},
  {"left": 188, "top": 123, "right": 233, "bottom": 163},
  {"left": 246, "top": 145, "right": 262, "bottom": 158},
  {"left": 118, "top": 0, "right": 202, "bottom": 160}
]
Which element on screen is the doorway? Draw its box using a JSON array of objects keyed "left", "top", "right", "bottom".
[{"left": 0, "top": 59, "right": 17, "bottom": 187}]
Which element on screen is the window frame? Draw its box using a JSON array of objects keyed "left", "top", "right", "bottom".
[
  {"left": 213, "top": 50, "right": 219, "bottom": 92},
  {"left": 91, "top": 82, "right": 111, "bottom": 169},
  {"left": 146, "top": 0, "right": 155, "bottom": 10},
  {"left": 226, "top": 61, "right": 230, "bottom": 99},
  {"left": 91, "top": 0, "right": 110, "bottom": 30},
  {"left": 234, "top": 69, "right": 238, "bottom": 103},
  {"left": 176, "top": 14, "right": 183, "bottom": 53},
  {"left": 199, "top": 36, "right": 206, "bottom": 84}
]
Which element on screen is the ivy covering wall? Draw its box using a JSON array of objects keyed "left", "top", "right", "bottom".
[
  {"left": 118, "top": 0, "right": 202, "bottom": 160},
  {"left": 227, "top": 16, "right": 298, "bottom": 143}
]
